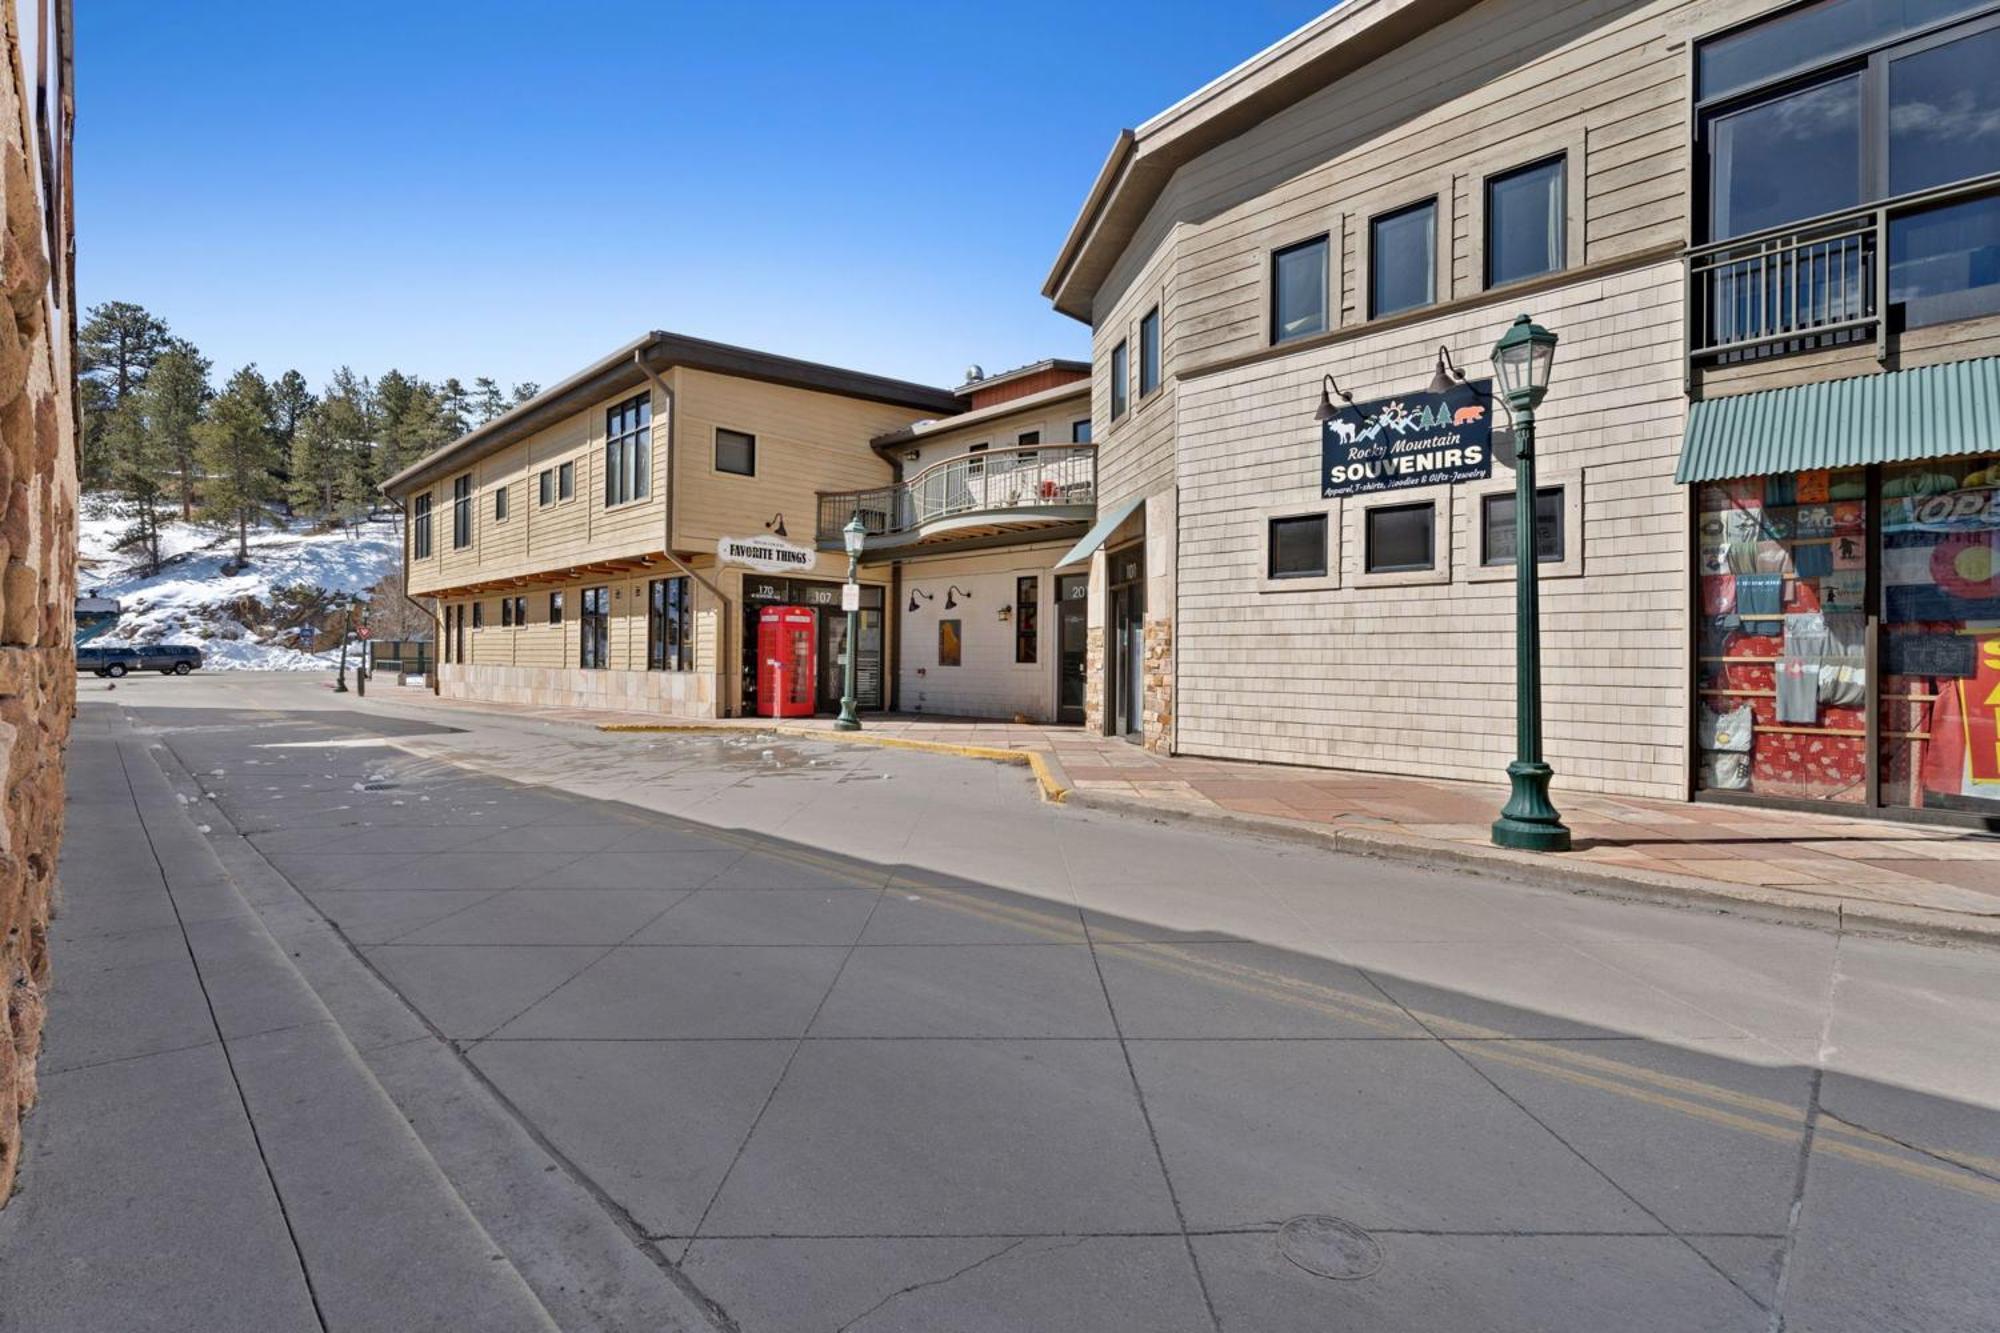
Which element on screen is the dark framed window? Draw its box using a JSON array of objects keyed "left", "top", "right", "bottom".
[
  {"left": 558, "top": 460, "right": 575, "bottom": 500},
  {"left": 539, "top": 469, "right": 554, "bottom": 506},
  {"left": 471, "top": 600, "right": 484, "bottom": 629},
  {"left": 579, "top": 586, "right": 609, "bottom": 669},
  {"left": 453, "top": 604, "right": 465, "bottom": 662},
  {"left": 1485, "top": 157, "right": 1566, "bottom": 287},
  {"left": 715, "top": 427, "right": 756, "bottom": 476},
  {"left": 1696, "top": 0, "right": 1987, "bottom": 100},
  {"left": 1364, "top": 501, "right": 1435, "bottom": 574},
  {"left": 1072, "top": 418, "right": 1092, "bottom": 443},
  {"left": 510, "top": 595, "right": 526, "bottom": 624},
  {"left": 451, "top": 474, "right": 472, "bottom": 549},
  {"left": 500, "top": 596, "right": 513, "bottom": 628},
  {"left": 604, "top": 393, "right": 651, "bottom": 507},
  {"left": 1706, "top": 75, "right": 1861, "bottom": 242},
  {"left": 1268, "top": 513, "right": 1329, "bottom": 579},
  {"left": 1017, "top": 430, "right": 1041, "bottom": 446},
  {"left": 412, "top": 494, "right": 432, "bottom": 559},
  {"left": 649, "top": 576, "right": 692, "bottom": 671},
  {"left": 493, "top": 486, "right": 509, "bottom": 522},
  {"left": 1370, "top": 200, "right": 1437, "bottom": 319},
  {"left": 1015, "top": 576, "right": 1038, "bottom": 664},
  {"left": 548, "top": 590, "right": 564, "bottom": 624},
  {"left": 1138, "top": 307, "right": 1160, "bottom": 395},
  {"left": 1271, "top": 235, "right": 1329, "bottom": 342},
  {"left": 1481, "top": 487, "right": 1565, "bottom": 566},
  {"left": 1109, "top": 341, "right": 1128, "bottom": 420}
]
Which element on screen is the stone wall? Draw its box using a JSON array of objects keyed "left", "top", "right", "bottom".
[{"left": 0, "top": 0, "right": 76, "bottom": 1205}]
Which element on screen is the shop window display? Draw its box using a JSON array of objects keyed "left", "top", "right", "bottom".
[
  {"left": 1879, "top": 456, "right": 2000, "bottom": 813},
  {"left": 1696, "top": 468, "right": 1868, "bottom": 803}
]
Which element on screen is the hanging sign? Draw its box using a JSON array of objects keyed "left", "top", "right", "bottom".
[
  {"left": 1322, "top": 379, "right": 1495, "bottom": 498},
  {"left": 717, "top": 533, "right": 815, "bottom": 574}
]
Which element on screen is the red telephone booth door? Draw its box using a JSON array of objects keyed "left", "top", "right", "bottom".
[{"left": 757, "top": 607, "right": 817, "bottom": 718}]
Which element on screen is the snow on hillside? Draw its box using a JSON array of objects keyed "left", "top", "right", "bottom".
[{"left": 76, "top": 494, "right": 403, "bottom": 670}]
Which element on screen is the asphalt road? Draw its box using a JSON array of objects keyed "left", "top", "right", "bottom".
[{"left": 22, "top": 671, "right": 2000, "bottom": 1331}]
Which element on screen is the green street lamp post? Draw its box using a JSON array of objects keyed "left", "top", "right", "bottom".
[
  {"left": 1489, "top": 313, "right": 1571, "bottom": 853},
  {"left": 835, "top": 513, "right": 866, "bottom": 732}
]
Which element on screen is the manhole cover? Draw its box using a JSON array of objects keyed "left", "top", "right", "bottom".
[{"left": 1277, "top": 1215, "right": 1383, "bottom": 1281}]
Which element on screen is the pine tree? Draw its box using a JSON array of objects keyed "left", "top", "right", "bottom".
[
  {"left": 286, "top": 406, "right": 341, "bottom": 521},
  {"left": 510, "top": 381, "right": 540, "bottom": 406},
  {"left": 471, "top": 376, "right": 506, "bottom": 425},
  {"left": 196, "top": 366, "right": 281, "bottom": 565},
  {"left": 79, "top": 301, "right": 173, "bottom": 490},
  {"left": 436, "top": 377, "right": 470, "bottom": 439},
  {"left": 105, "top": 398, "right": 171, "bottom": 575},
  {"left": 318, "top": 367, "right": 378, "bottom": 523},
  {"left": 270, "top": 369, "right": 314, "bottom": 447},
  {"left": 140, "top": 342, "right": 211, "bottom": 520}
]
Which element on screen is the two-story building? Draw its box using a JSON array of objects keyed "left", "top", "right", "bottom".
[
  {"left": 1044, "top": 0, "right": 2000, "bottom": 825},
  {"left": 381, "top": 332, "right": 961, "bottom": 719}
]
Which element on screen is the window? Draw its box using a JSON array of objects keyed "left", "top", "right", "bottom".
[
  {"left": 471, "top": 600, "right": 484, "bottom": 629},
  {"left": 412, "top": 494, "right": 432, "bottom": 559},
  {"left": 1072, "top": 419, "right": 1092, "bottom": 444},
  {"left": 1890, "top": 195, "right": 2000, "bottom": 325},
  {"left": 558, "top": 460, "right": 575, "bottom": 501},
  {"left": 1707, "top": 76, "right": 1861, "bottom": 241},
  {"left": 579, "top": 586, "right": 609, "bottom": 668},
  {"left": 1016, "top": 430, "right": 1041, "bottom": 446},
  {"left": 493, "top": 486, "right": 509, "bottom": 522},
  {"left": 539, "top": 469, "right": 554, "bottom": 506},
  {"left": 648, "top": 576, "right": 692, "bottom": 671},
  {"left": 548, "top": 590, "right": 564, "bottom": 624},
  {"left": 1138, "top": 307, "right": 1160, "bottom": 395},
  {"left": 1485, "top": 157, "right": 1566, "bottom": 287},
  {"left": 1109, "top": 341, "right": 1128, "bottom": 420},
  {"left": 604, "top": 393, "right": 652, "bottom": 507},
  {"left": 715, "top": 427, "right": 756, "bottom": 476},
  {"left": 1271, "top": 235, "right": 1329, "bottom": 342},
  {"left": 500, "top": 596, "right": 513, "bottom": 628},
  {"left": 1481, "top": 487, "right": 1566, "bottom": 566},
  {"left": 1370, "top": 201, "right": 1436, "bottom": 318},
  {"left": 510, "top": 595, "right": 526, "bottom": 624},
  {"left": 454, "top": 604, "right": 465, "bottom": 662},
  {"left": 1268, "top": 514, "right": 1329, "bottom": 579},
  {"left": 1015, "top": 576, "right": 1038, "bottom": 664},
  {"left": 451, "top": 474, "right": 472, "bottom": 549},
  {"left": 1364, "top": 501, "right": 1435, "bottom": 573},
  {"left": 1697, "top": 0, "right": 1986, "bottom": 99},
  {"left": 1888, "top": 23, "right": 2000, "bottom": 195}
]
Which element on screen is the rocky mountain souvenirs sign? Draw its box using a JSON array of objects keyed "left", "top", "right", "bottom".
[
  {"left": 717, "top": 533, "right": 815, "bottom": 574},
  {"left": 1321, "top": 379, "right": 1495, "bottom": 497}
]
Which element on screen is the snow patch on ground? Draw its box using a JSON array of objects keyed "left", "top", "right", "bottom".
[{"left": 77, "top": 494, "right": 403, "bottom": 671}]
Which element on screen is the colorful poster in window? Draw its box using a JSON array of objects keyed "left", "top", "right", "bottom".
[{"left": 1922, "top": 626, "right": 2000, "bottom": 796}]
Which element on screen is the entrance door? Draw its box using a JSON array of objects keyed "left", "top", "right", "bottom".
[
  {"left": 817, "top": 602, "right": 885, "bottom": 714},
  {"left": 1056, "top": 574, "right": 1087, "bottom": 725},
  {"left": 1108, "top": 544, "right": 1145, "bottom": 740}
]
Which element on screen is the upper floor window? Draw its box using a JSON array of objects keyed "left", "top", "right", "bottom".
[
  {"left": 1370, "top": 200, "right": 1436, "bottom": 319},
  {"left": 539, "top": 468, "right": 554, "bottom": 506},
  {"left": 1706, "top": 75, "right": 1862, "bottom": 240},
  {"left": 412, "top": 494, "right": 432, "bottom": 559},
  {"left": 1697, "top": 0, "right": 1988, "bottom": 100},
  {"left": 493, "top": 486, "right": 509, "bottom": 522},
  {"left": 1139, "top": 307, "right": 1161, "bottom": 395},
  {"left": 558, "top": 460, "right": 575, "bottom": 500},
  {"left": 1271, "top": 235, "right": 1329, "bottom": 343},
  {"left": 605, "top": 393, "right": 651, "bottom": 507},
  {"left": 1109, "top": 340, "right": 1128, "bottom": 420},
  {"left": 1072, "top": 418, "right": 1092, "bottom": 444},
  {"left": 451, "top": 474, "right": 472, "bottom": 549},
  {"left": 1485, "top": 157, "right": 1566, "bottom": 288},
  {"left": 1017, "top": 430, "right": 1041, "bottom": 446},
  {"left": 716, "top": 427, "right": 756, "bottom": 476},
  {"left": 579, "top": 586, "right": 609, "bottom": 669}
]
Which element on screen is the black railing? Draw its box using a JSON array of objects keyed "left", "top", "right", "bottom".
[{"left": 817, "top": 444, "right": 1096, "bottom": 543}]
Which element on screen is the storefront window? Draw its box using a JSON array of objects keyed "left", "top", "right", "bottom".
[
  {"left": 1879, "top": 456, "right": 2000, "bottom": 813},
  {"left": 1695, "top": 468, "right": 1868, "bottom": 803}
]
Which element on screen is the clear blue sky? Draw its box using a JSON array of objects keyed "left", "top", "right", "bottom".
[{"left": 79, "top": 1, "right": 1326, "bottom": 394}]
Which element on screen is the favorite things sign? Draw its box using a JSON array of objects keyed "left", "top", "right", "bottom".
[{"left": 1321, "top": 379, "right": 1495, "bottom": 498}]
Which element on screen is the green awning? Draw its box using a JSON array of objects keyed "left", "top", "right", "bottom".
[
  {"left": 1677, "top": 356, "right": 2000, "bottom": 485},
  {"left": 1054, "top": 495, "right": 1146, "bottom": 570}
]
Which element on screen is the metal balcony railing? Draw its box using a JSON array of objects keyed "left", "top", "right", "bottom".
[
  {"left": 818, "top": 443, "right": 1096, "bottom": 544},
  {"left": 1687, "top": 173, "right": 2000, "bottom": 365}
]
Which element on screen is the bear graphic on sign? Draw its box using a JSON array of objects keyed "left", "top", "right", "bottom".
[{"left": 1452, "top": 405, "right": 1485, "bottom": 425}]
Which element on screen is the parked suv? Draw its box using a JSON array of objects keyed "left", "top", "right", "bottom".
[{"left": 76, "top": 644, "right": 203, "bottom": 677}]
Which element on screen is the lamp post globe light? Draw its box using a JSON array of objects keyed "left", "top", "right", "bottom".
[
  {"left": 835, "top": 512, "right": 866, "bottom": 732},
  {"left": 1488, "top": 313, "right": 1571, "bottom": 853}
]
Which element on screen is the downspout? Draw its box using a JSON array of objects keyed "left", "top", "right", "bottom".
[{"left": 636, "top": 352, "right": 733, "bottom": 712}]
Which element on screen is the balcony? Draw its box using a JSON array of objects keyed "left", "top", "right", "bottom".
[
  {"left": 1688, "top": 174, "right": 2000, "bottom": 367},
  {"left": 817, "top": 443, "right": 1096, "bottom": 552}
]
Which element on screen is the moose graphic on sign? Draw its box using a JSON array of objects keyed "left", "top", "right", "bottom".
[{"left": 1321, "top": 379, "right": 1496, "bottom": 498}]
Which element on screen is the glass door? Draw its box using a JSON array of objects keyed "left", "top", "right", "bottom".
[{"left": 1056, "top": 574, "right": 1087, "bottom": 725}]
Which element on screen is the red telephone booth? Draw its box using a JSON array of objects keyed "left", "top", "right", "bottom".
[{"left": 757, "top": 606, "right": 817, "bottom": 718}]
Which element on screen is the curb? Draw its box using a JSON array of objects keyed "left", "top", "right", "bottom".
[
  {"left": 1066, "top": 788, "right": 2000, "bottom": 948},
  {"left": 598, "top": 722, "right": 1071, "bottom": 804}
]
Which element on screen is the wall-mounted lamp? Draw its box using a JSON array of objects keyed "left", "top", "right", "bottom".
[
  {"left": 764, "top": 513, "right": 788, "bottom": 538},
  {"left": 1312, "top": 373, "right": 1360, "bottom": 425},
  {"left": 907, "top": 588, "right": 934, "bottom": 614},
  {"left": 997, "top": 604, "right": 1012, "bottom": 624},
  {"left": 903, "top": 450, "right": 921, "bottom": 463},
  {"left": 1426, "top": 345, "right": 1471, "bottom": 399},
  {"left": 944, "top": 585, "right": 973, "bottom": 610}
]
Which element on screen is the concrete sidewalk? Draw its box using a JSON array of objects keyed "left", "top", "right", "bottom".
[{"left": 393, "top": 689, "right": 2000, "bottom": 943}]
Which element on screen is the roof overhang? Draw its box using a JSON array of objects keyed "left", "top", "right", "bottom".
[
  {"left": 1043, "top": 0, "right": 1484, "bottom": 322},
  {"left": 381, "top": 332, "right": 960, "bottom": 498},
  {"left": 870, "top": 378, "right": 1093, "bottom": 457}
]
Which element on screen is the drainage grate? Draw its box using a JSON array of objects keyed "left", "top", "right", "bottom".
[{"left": 1277, "top": 1215, "right": 1383, "bottom": 1281}]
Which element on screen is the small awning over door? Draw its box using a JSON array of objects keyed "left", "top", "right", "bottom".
[
  {"left": 1676, "top": 356, "right": 2000, "bottom": 485},
  {"left": 1054, "top": 495, "right": 1146, "bottom": 570}
]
